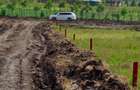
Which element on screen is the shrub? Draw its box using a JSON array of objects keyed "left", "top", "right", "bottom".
[
  {"left": 0, "top": 9, "right": 6, "bottom": 16},
  {"left": 120, "top": 7, "right": 128, "bottom": 20},
  {"left": 96, "top": 4, "right": 105, "bottom": 19}
]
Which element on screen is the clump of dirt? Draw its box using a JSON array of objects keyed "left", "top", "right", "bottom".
[
  {"left": 0, "top": 57, "right": 7, "bottom": 75},
  {"left": 0, "top": 18, "right": 129, "bottom": 90}
]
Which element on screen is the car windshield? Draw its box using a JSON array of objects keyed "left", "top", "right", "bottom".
[{"left": 59, "top": 13, "right": 72, "bottom": 15}]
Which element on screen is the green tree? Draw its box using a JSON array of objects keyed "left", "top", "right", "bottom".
[
  {"left": 0, "top": 9, "right": 6, "bottom": 16},
  {"left": 72, "top": 0, "right": 82, "bottom": 13},
  {"left": 44, "top": 0, "right": 52, "bottom": 9},
  {"left": 70, "top": 5, "right": 74, "bottom": 12},
  {"left": 91, "top": 12, "right": 96, "bottom": 19},
  {"left": 124, "top": 0, "right": 129, "bottom": 6},
  {"left": 112, "top": 13, "right": 120, "bottom": 21},
  {"left": 128, "top": 11, "right": 133, "bottom": 21},
  {"left": 20, "top": 0, "right": 27, "bottom": 7},
  {"left": 40, "top": 11, "right": 44, "bottom": 18},
  {"left": 59, "top": 0, "right": 66, "bottom": 11},
  {"left": 102, "top": 0, "right": 108, "bottom": 5},
  {"left": 96, "top": 4, "right": 105, "bottom": 19},
  {"left": 84, "top": 3, "right": 92, "bottom": 19},
  {"left": 44, "top": 0, "right": 52, "bottom": 15},
  {"left": 131, "top": 0, "right": 137, "bottom": 6},
  {"left": 120, "top": 8, "right": 128, "bottom": 21},
  {"left": 0, "top": 1, "right": 5, "bottom": 5},
  {"left": 6, "top": 3, "right": 14, "bottom": 10},
  {"left": 138, "top": 2, "right": 140, "bottom": 6},
  {"left": 104, "top": 13, "right": 110, "bottom": 20},
  {"left": 80, "top": 8, "right": 85, "bottom": 19}
]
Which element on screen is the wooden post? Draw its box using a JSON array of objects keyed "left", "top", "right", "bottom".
[
  {"left": 73, "top": 33, "right": 75, "bottom": 40},
  {"left": 59, "top": 25, "right": 61, "bottom": 31},
  {"left": 132, "top": 62, "right": 138, "bottom": 87},
  {"left": 89, "top": 38, "right": 93, "bottom": 50},
  {"left": 65, "top": 29, "right": 67, "bottom": 38},
  {"left": 55, "top": 21, "right": 56, "bottom": 25}
]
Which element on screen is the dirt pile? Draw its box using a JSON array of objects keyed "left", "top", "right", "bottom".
[{"left": 0, "top": 18, "right": 129, "bottom": 90}]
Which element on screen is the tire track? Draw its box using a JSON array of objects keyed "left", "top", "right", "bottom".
[{"left": 0, "top": 19, "right": 38, "bottom": 90}]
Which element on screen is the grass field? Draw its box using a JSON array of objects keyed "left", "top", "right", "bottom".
[{"left": 54, "top": 26, "right": 140, "bottom": 88}]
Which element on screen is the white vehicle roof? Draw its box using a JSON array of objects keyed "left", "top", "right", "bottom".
[
  {"left": 58, "top": 12, "right": 75, "bottom": 13},
  {"left": 83, "top": 0, "right": 102, "bottom": 2}
]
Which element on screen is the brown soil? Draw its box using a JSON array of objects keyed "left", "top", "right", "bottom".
[{"left": 0, "top": 18, "right": 129, "bottom": 90}]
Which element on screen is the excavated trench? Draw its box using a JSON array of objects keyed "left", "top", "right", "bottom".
[{"left": 0, "top": 18, "right": 129, "bottom": 90}]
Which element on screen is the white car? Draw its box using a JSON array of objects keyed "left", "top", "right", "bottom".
[{"left": 49, "top": 12, "right": 77, "bottom": 21}]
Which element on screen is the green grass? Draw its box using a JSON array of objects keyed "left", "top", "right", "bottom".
[{"left": 54, "top": 26, "right": 140, "bottom": 88}]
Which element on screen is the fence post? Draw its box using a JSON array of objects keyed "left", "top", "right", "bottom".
[
  {"left": 132, "top": 62, "right": 138, "bottom": 88},
  {"left": 73, "top": 33, "right": 75, "bottom": 40},
  {"left": 89, "top": 38, "right": 93, "bottom": 50},
  {"left": 59, "top": 25, "right": 61, "bottom": 31},
  {"left": 65, "top": 28, "right": 67, "bottom": 38}
]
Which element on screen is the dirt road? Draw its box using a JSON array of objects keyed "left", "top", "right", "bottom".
[{"left": 0, "top": 19, "right": 39, "bottom": 90}]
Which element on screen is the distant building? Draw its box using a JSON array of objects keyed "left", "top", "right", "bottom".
[
  {"left": 38, "top": 0, "right": 102, "bottom": 4},
  {"left": 83, "top": 0, "right": 102, "bottom": 5},
  {"left": 107, "top": 0, "right": 122, "bottom": 6},
  {"left": 84, "top": 0, "right": 102, "bottom": 3}
]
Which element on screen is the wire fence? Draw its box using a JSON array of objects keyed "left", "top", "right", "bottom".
[
  {"left": 0, "top": 8, "right": 49, "bottom": 18},
  {"left": 0, "top": 8, "right": 140, "bottom": 22}
]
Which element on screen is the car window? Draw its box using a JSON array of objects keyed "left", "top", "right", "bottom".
[{"left": 59, "top": 13, "right": 72, "bottom": 15}]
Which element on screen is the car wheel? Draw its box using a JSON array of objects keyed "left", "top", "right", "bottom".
[
  {"left": 51, "top": 17, "right": 56, "bottom": 21},
  {"left": 67, "top": 18, "right": 72, "bottom": 21}
]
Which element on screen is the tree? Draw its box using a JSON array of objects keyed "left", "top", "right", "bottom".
[
  {"left": 0, "top": 9, "right": 6, "bottom": 16},
  {"left": 128, "top": 11, "right": 133, "bottom": 21},
  {"left": 33, "top": 6, "right": 40, "bottom": 11},
  {"left": 44, "top": 0, "right": 52, "bottom": 9},
  {"left": 0, "top": 1, "right": 5, "bottom": 5},
  {"left": 112, "top": 13, "right": 120, "bottom": 21},
  {"left": 80, "top": 7, "right": 85, "bottom": 19},
  {"left": 44, "top": 0, "right": 52, "bottom": 15},
  {"left": 120, "top": 8, "right": 128, "bottom": 20},
  {"left": 6, "top": 3, "right": 14, "bottom": 10},
  {"left": 124, "top": 0, "right": 129, "bottom": 6},
  {"left": 40, "top": 11, "right": 44, "bottom": 18},
  {"left": 84, "top": 3, "right": 92, "bottom": 19},
  {"left": 70, "top": 5, "right": 74, "bottom": 12},
  {"left": 59, "top": 0, "right": 66, "bottom": 11},
  {"left": 72, "top": 0, "right": 82, "bottom": 12},
  {"left": 104, "top": 13, "right": 110, "bottom": 20},
  {"left": 102, "top": 0, "right": 108, "bottom": 5},
  {"left": 131, "top": 0, "right": 137, "bottom": 6},
  {"left": 91, "top": 13, "right": 95, "bottom": 19},
  {"left": 138, "top": 2, "right": 140, "bottom": 7},
  {"left": 96, "top": 4, "right": 105, "bottom": 19},
  {"left": 20, "top": 0, "right": 27, "bottom": 7}
]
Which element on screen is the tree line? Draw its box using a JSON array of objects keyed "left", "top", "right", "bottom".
[{"left": 0, "top": 0, "right": 140, "bottom": 21}]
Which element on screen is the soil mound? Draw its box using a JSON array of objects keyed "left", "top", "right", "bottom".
[{"left": 0, "top": 18, "right": 129, "bottom": 90}]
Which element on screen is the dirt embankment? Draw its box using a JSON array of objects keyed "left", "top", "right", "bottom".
[{"left": 0, "top": 18, "right": 129, "bottom": 90}]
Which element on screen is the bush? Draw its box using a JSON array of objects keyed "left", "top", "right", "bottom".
[
  {"left": 0, "top": 9, "right": 6, "bottom": 16},
  {"left": 40, "top": 11, "right": 44, "bottom": 18},
  {"left": 112, "top": 13, "right": 120, "bottom": 21},
  {"left": 6, "top": 4, "right": 14, "bottom": 10},
  {"left": 96, "top": 4, "right": 105, "bottom": 19},
  {"left": 120, "top": 7, "right": 128, "bottom": 20}
]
